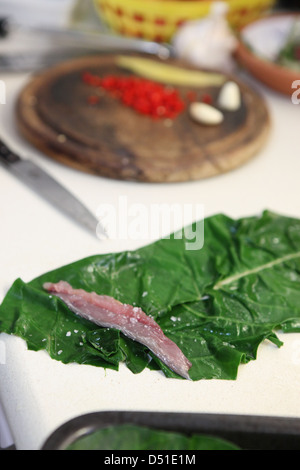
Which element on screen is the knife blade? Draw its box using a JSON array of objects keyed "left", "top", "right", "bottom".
[
  {"left": 0, "top": 19, "right": 174, "bottom": 72},
  {"left": 0, "top": 140, "right": 107, "bottom": 238}
]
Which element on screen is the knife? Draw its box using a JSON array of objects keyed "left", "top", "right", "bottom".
[
  {"left": 0, "top": 139, "right": 107, "bottom": 238},
  {"left": 0, "top": 19, "right": 174, "bottom": 72}
]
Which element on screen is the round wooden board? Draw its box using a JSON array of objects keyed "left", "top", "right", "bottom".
[{"left": 16, "top": 54, "right": 270, "bottom": 183}]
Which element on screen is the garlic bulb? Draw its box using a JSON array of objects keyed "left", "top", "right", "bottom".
[{"left": 172, "top": 2, "right": 238, "bottom": 73}]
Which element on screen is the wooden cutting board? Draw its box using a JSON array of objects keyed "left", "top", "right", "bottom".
[{"left": 16, "top": 54, "right": 270, "bottom": 183}]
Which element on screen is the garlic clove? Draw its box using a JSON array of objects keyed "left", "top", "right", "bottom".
[
  {"left": 189, "top": 102, "right": 224, "bottom": 125},
  {"left": 218, "top": 81, "right": 241, "bottom": 111}
]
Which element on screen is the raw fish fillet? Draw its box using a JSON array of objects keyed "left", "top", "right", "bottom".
[{"left": 43, "top": 281, "right": 192, "bottom": 379}]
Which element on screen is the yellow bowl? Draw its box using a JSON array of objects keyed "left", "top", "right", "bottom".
[{"left": 94, "top": 0, "right": 276, "bottom": 43}]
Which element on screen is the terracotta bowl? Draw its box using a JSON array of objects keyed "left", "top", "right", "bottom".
[{"left": 235, "top": 13, "right": 300, "bottom": 96}]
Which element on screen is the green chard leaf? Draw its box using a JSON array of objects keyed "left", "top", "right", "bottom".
[
  {"left": 66, "top": 423, "right": 240, "bottom": 450},
  {"left": 1, "top": 210, "right": 300, "bottom": 380}
]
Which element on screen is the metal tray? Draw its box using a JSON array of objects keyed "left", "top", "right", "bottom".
[{"left": 41, "top": 411, "right": 300, "bottom": 450}]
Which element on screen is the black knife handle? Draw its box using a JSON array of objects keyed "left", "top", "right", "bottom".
[
  {"left": 0, "top": 18, "right": 9, "bottom": 38},
  {"left": 0, "top": 140, "right": 21, "bottom": 164}
]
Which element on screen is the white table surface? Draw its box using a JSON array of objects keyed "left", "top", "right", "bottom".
[{"left": 0, "top": 32, "right": 300, "bottom": 450}]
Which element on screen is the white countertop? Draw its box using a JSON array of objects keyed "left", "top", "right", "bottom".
[{"left": 0, "top": 32, "right": 300, "bottom": 449}]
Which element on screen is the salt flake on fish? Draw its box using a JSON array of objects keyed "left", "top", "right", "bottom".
[{"left": 43, "top": 281, "right": 192, "bottom": 379}]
